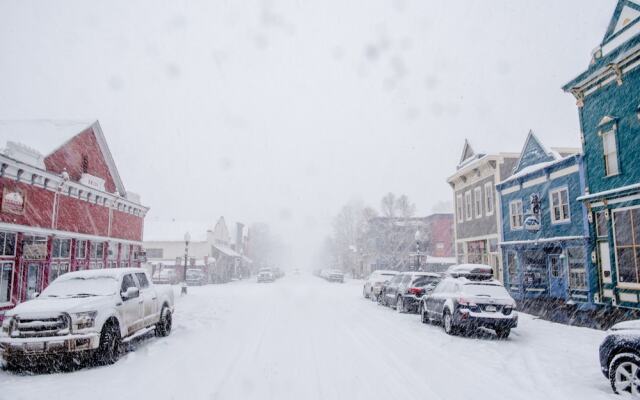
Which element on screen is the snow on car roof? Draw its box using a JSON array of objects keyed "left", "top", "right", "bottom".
[
  {"left": 56, "top": 268, "right": 145, "bottom": 281},
  {"left": 372, "top": 270, "right": 398, "bottom": 275}
]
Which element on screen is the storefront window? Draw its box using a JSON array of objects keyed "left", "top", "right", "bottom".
[
  {"left": 51, "top": 238, "right": 71, "bottom": 258},
  {"left": 506, "top": 251, "right": 518, "bottom": 287},
  {"left": 121, "top": 244, "right": 130, "bottom": 261},
  {"left": 49, "top": 262, "right": 69, "bottom": 283},
  {"left": 613, "top": 208, "right": 640, "bottom": 285},
  {"left": 108, "top": 242, "right": 118, "bottom": 260},
  {"left": 0, "top": 262, "right": 12, "bottom": 303},
  {"left": 522, "top": 250, "right": 548, "bottom": 290},
  {"left": 567, "top": 247, "right": 586, "bottom": 289},
  {"left": 22, "top": 235, "right": 48, "bottom": 260},
  {"left": 76, "top": 240, "right": 87, "bottom": 259},
  {"left": 0, "top": 232, "right": 16, "bottom": 256},
  {"left": 91, "top": 242, "right": 104, "bottom": 259}
]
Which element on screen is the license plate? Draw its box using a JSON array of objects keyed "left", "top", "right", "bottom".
[
  {"left": 485, "top": 305, "right": 497, "bottom": 312},
  {"left": 24, "top": 342, "right": 45, "bottom": 352}
]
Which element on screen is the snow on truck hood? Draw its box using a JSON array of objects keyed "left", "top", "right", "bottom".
[{"left": 5, "top": 295, "right": 114, "bottom": 318}]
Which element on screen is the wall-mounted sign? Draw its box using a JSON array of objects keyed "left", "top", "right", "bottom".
[
  {"left": 1, "top": 187, "right": 26, "bottom": 215},
  {"left": 525, "top": 193, "right": 542, "bottom": 232},
  {"left": 79, "top": 173, "right": 106, "bottom": 191}
]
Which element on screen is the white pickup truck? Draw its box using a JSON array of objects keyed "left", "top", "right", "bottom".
[{"left": 0, "top": 268, "right": 174, "bottom": 369}]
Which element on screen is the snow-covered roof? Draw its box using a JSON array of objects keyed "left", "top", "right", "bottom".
[
  {"left": 425, "top": 256, "right": 457, "bottom": 265},
  {"left": 213, "top": 243, "right": 241, "bottom": 258}
]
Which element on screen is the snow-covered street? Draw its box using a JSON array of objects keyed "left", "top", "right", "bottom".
[{"left": 1, "top": 275, "right": 617, "bottom": 400}]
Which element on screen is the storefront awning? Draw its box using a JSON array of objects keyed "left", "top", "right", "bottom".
[{"left": 212, "top": 243, "right": 241, "bottom": 258}]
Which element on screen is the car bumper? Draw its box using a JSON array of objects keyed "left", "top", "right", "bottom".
[
  {"left": 401, "top": 295, "right": 422, "bottom": 311},
  {"left": 1, "top": 333, "right": 100, "bottom": 359},
  {"left": 453, "top": 312, "right": 518, "bottom": 330}
]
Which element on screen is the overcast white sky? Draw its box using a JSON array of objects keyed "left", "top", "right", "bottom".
[{"left": 0, "top": 0, "right": 615, "bottom": 267}]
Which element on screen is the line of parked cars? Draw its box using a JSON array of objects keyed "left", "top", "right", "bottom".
[
  {"left": 364, "top": 264, "right": 518, "bottom": 339},
  {"left": 257, "top": 267, "right": 285, "bottom": 283},
  {"left": 316, "top": 269, "right": 344, "bottom": 283}
]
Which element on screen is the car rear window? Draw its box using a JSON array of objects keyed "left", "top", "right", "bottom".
[
  {"left": 412, "top": 276, "right": 440, "bottom": 287},
  {"left": 462, "top": 283, "right": 509, "bottom": 298}
]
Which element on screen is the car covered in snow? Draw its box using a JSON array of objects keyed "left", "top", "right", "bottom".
[
  {"left": 0, "top": 268, "right": 174, "bottom": 370},
  {"left": 379, "top": 271, "right": 441, "bottom": 313},
  {"left": 257, "top": 268, "right": 275, "bottom": 283},
  {"left": 152, "top": 268, "right": 179, "bottom": 285},
  {"left": 321, "top": 269, "right": 344, "bottom": 283},
  {"left": 420, "top": 264, "right": 517, "bottom": 338},
  {"left": 362, "top": 270, "right": 398, "bottom": 300},
  {"left": 186, "top": 268, "right": 207, "bottom": 286},
  {"left": 599, "top": 319, "right": 640, "bottom": 395}
]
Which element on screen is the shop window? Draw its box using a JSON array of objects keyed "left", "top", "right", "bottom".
[
  {"left": 456, "top": 194, "right": 463, "bottom": 223},
  {"left": 484, "top": 182, "right": 494, "bottom": 216},
  {"left": 522, "top": 250, "right": 549, "bottom": 289},
  {"left": 567, "top": 247, "right": 587, "bottom": 289},
  {"left": 509, "top": 200, "right": 524, "bottom": 230},
  {"left": 108, "top": 242, "right": 118, "bottom": 260},
  {"left": 602, "top": 129, "right": 619, "bottom": 176},
  {"left": 49, "top": 262, "right": 69, "bottom": 283},
  {"left": 474, "top": 187, "right": 483, "bottom": 218},
  {"left": 596, "top": 211, "right": 609, "bottom": 238},
  {"left": 52, "top": 238, "right": 71, "bottom": 259},
  {"left": 76, "top": 240, "right": 87, "bottom": 259},
  {"left": 121, "top": 244, "right": 130, "bottom": 261},
  {"left": 0, "top": 232, "right": 16, "bottom": 256},
  {"left": 465, "top": 191, "right": 472, "bottom": 221},
  {"left": 613, "top": 208, "right": 640, "bottom": 284},
  {"left": 0, "top": 262, "right": 12, "bottom": 304},
  {"left": 22, "top": 236, "right": 48, "bottom": 260},
  {"left": 550, "top": 187, "right": 571, "bottom": 223},
  {"left": 506, "top": 251, "right": 518, "bottom": 286},
  {"left": 91, "top": 242, "right": 105, "bottom": 260}
]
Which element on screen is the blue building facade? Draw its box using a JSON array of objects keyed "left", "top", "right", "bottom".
[
  {"left": 564, "top": 0, "right": 640, "bottom": 311},
  {"left": 497, "top": 132, "right": 595, "bottom": 310}
]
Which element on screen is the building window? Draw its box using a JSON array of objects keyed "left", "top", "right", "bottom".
[
  {"left": 456, "top": 194, "right": 463, "bottom": 223},
  {"left": 596, "top": 211, "right": 609, "bottom": 238},
  {"left": 484, "top": 182, "right": 494, "bottom": 216},
  {"left": 0, "top": 232, "right": 16, "bottom": 256},
  {"left": 22, "top": 236, "right": 48, "bottom": 260},
  {"left": 509, "top": 200, "right": 523, "bottom": 230},
  {"left": 51, "top": 238, "right": 71, "bottom": 259},
  {"left": 0, "top": 262, "right": 12, "bottom": 304},
  {"left": 603, "top": 129, "right": 619, "bottom": 176},
  {"left": 613, "top": 208, "right": 640, "bottom": 285},
  {"left": 76, "top": 240, "right": 87, "bottom": 259},
  {"left": 108, "top": 242, "right": 118, "bottom": 260},
  {"left": 474, "top": 187, "right": 482, "bottom": 218},
  {"left": 49, "top": 262, "right": 70, "bottom": 283},
  {"left": 550, "top": 256, "right": 561, "bottom": 278},
  {"left": 82, "top": 155, "right": 89, "bottom": 173},
  {"left": 567, "top": 247, "right": 587, "bottom": 289},
  {"left": 121, "top": 244, "right": 130, "bottom": 261},
  {"left": 550, "top": 187, "right": 571, "bottom": 224},
  {"left": 91, "top": 242, "right": 104, "bottom": 260},
  {"left": 506, "top": 251, "right": 517, "bottom": 287},
  {"left": 465, "top": 191, "right": 472, "bottom": 221}
]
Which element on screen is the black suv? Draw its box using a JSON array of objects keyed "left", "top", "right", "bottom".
[
  {"left": 420, "top": 264, "right": 517, "bottom": 338},
  {"left": 379, "top": 272, "right": 441, "bottom": 313},
  {"left": 599, "top": 320, "right": 640, "bottom": 395}
]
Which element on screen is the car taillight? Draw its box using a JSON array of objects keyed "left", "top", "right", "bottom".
[
  {"left": 458, "top": 297, "right": 478, "bottom": 307},
  {"left": 408, "top": 287, "right": 424, "bottom": 296}
]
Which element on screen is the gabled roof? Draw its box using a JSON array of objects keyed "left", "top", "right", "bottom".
[
  {"left": 603, "top": 0, "right": 640, "bottom": 44},
  {"left": 0, "top": 119, "right": 127, "bottom": 196},
  {"left": 456, "top": 139, "right": 486, "bottom": 170},
  {"left": 512, "top": 130, "right": 557, "bottom": 175}
]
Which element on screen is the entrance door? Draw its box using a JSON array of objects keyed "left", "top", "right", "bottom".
[
  {"left": 548, "top": 255, "right": 567, "bottom": 299},
  {"left": 25, "top": 262, "right": 44, "bottom": 300}
]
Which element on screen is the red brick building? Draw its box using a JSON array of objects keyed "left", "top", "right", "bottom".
[{"left": 0, "top": 120, "right": 148, "bottom": 319}]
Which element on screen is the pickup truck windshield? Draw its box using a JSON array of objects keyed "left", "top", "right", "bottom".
[{"left": 40, "top": 276, "right": 120, "bottom": 297}]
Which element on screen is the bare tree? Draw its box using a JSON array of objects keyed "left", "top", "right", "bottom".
[
  {"left": 395, "top": 194, "right": 416, "bottom": 218},
  {"left": 380, "top": 192, "right": 396, "bottom": 217}
]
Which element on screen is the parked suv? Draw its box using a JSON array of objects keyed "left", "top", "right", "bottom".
[
  {"left": 380, "top": 272, "right": 441, "bottom": 313},
  {"left": 257, "top": 268, "right": 275, "bottom": 283},
  {"left": 186, "top": 268, "right": 207, "bottom": 286},
  {"left": 599, "top": 319, "right": 640, "bottom": 395},
  {"left": 420, "top": 264, "right": 517, "bottom": 338},
  {"left": 363, "top": 270, "right": 398, "bottom": 300},
  {"left": 0, "top": 268, "right": 174, "bottom": 370}
]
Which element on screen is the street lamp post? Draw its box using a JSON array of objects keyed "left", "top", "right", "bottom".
[
  {"left": 182, "top": 232, "right": 191, "bottom": 295},
  {"left": 414, "top": 230, "right": 422, "bottom": 272}
]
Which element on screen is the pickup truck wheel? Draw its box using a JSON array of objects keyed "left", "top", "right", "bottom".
[
  {"left": 156, "top": 307, "right": 172, "bottom": 337},
  {"left": 96, "top": 323, "right": 121, "bottom": 366}
]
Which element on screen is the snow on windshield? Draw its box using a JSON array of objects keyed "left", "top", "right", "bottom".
[
  {"left": 462, "top": 283, "right": 510, "bottom": 298},
  {"left": 40, "top": 276, "right": 119, "bottom": 297}
]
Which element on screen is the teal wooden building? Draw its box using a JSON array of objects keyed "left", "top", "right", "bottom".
[{"left": 563, "top": 0, "right": 640, "bottom": 310}]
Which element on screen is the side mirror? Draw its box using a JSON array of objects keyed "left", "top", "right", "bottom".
[{"left": 121, "top": 286, "right": 140, "bottom": 301}]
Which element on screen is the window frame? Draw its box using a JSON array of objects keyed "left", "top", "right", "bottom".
[
  {"left": 602, "top": 128, "right": 620, "bottom": 177},
  {"left": 474, "top": 186, "right": 483, "bottom": 219},
  {"left": 465, "top": 190, "right": 472, "bottom": 221},
  {"left": 456, "top": 194, "right": 464, "bottom": 223},
  {"left": 549, "top": 186, "right": 571, "bottom": 224},
  {"left": 75, "top": 240, "right": 87, "bottom": 259},
  {"left": 0, "top": 232, "right": 16, "bottom": 257},
  {"left": 0, "top": 261, "right": 14, "bottom": 306},
  {"left": 567, "top": 247, "right": 587, "bottom": 290},
  {"left": 49, "top": 262, "right": 70, "bottom": 284},
  {"left": 51, "top": 238, "right": 72, "bottom": 259},
  {"left": 612, "top": 206, "right": 640, "bottom": 288},
  {"left": 509, "top": 199, "right": 524, "bottom": 230},
  {"left": 484, "top": 182, "right": 494, "bottom": 216}
]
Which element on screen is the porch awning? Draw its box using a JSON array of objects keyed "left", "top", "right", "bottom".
[{"left": 212, "top": 243, "right": 241, "bottom": 258}]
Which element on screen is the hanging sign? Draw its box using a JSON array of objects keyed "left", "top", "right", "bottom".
[{"left": 525, "top": 193, "right": 542, "bottom": 232}]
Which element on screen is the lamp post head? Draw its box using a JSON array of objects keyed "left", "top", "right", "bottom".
[{"left": 184, "top": 232, "right": 191, "bottom": 244}]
